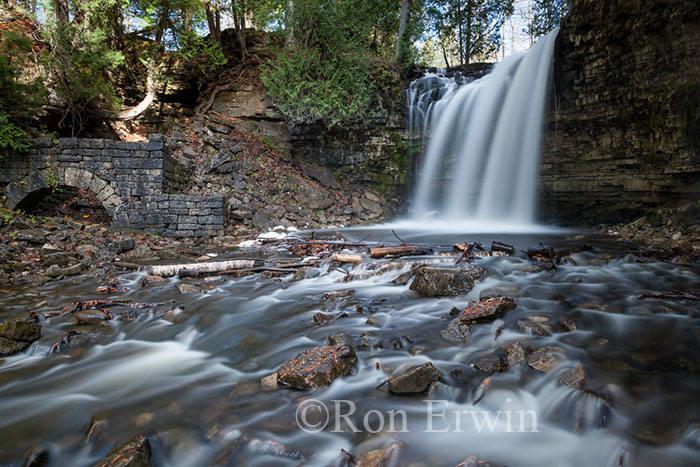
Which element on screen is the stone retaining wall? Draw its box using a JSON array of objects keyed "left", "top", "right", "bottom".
[{"left": 1, "top": 135, "right": 225, "bottom": 237}]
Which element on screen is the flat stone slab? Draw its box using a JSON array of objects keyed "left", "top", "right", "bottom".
[
  {"left": 459, "top": 296, "right": 516, "bottom": 323},
  {"left": 409, "top": 265, "right": 484, "bottom": 297},
  {"left": 388, "top": 362, "right": 441, "bottom": 394},
  {"left": 277, "top": 343, "right": 358, "bottom": 389}
]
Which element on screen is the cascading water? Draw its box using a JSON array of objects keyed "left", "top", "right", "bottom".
[{"left": 410, "top": 29, "right": 559, "bottom": 225}]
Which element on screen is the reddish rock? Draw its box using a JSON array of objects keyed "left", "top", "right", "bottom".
[
  {"left": 277, "top": 343, "right": 358, "bottom": 389},
  {"left": 459, "top": 297, "right": 516, "bottom": 324},
  {"left": 95, "top": 435, "right": 153, "bottom": 467}
]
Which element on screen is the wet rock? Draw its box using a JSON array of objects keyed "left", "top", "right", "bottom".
[
  {"left": 84, "top": 415, "right": 109, "bottom": 444},
  {"left": 142, "top": 275, "right": 165, "bottom": 285},
  {"left": 440, "top": 318, "right": 471, "bottom": 343},
  {"left": 260, "top": 374, "right": 278, "bottom": 392},
  {"left": 409, "top": 265, "right": 484, "bottom": 297},
  {"left": 472, "top": 353, "right": 507, "bottom": 373},
  {"left": 328, "top": 332, "right": 353, "bottom": 347},
  {"left": 0, "top": 319, "right": 41, "bottom": 342},
  {"left": 322, "top": 290, "right": 355, "bottom": 300},
  {"left": 277, "top": 343, "right": 358, "bottom": 389},
  {"left": 50, "top": 330, "right": 93, "bottom": 354},
  {"left": 527, "top": 347, "right": 565, "bottom": 372},
  {"left": 230, "top": 381, "right": 260, "bottom": 398},
  {"left": 556, "top": 365, "right": 585, "bottom": 388},
  {"left": 504, "top": 341, "right": 527, "bottom": 367},
  {"left": 177, "top": 283, "right": 200, "bottom": 294},
  {"left": 456, "top": 455, "right": 505, "bottom": 467},
  {"left": 0, "top": 337, "right": 31, "bottom": 355},
  {"left": 247, "top": 438, "right": 312, "bottom": 461},
  {"left": 354, "top": 442, "right": 401, "bottom": 467},
  {"left": 313, "top": 311, "right": 348, "bottom": 326},
  {"left": 357, "top": 333, "right": 382, "bottom": 350},
  {"left": 459, "top": 296, "right": 516, "bottom": 324},
  {"left": 75, "top": 309, "right": 112, "bottom": 325},
  {"left": 409, "top": 345, "right": 428, "bottom": 355},
  {"left": 46, "top": 263, "right": 84, "bottom": 278},
  {"left": 526, "top": 243, "right": 554, "bottom": 259},
  {"left": 388, "top": 362, "right": 441, "bottom": 394},
  {"left": 516, "top": 320, "right": 550, "bottom": 336},
  {"left": 559, "top": 319, "right": 577, "bottom": 332},
  {"left": 95, "top": 435, "right": 153, "bottom": 467},
  {"left": 22, "top": 445, "right": 49, "bottom": 467},
  {"left": 479, "top": 286, "right": 524, "bottom": 300}
]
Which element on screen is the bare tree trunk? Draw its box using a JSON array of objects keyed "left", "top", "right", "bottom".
[
  {"left": 204, "top": 0, "right": 220, "bottom": 43},
  {"left": 285, "top": 0, "right": 295, "bottom": 47},
  {"left": 441, "top": 42, "right": 450, "bottom": 67},
  {"left": 110, "top": 61, "right": 156, "bottom": 121},
  {"left": 464, "top": 0, "right": 473, "bottom": 64},
  {"left": 457, "top": 0, "right": 463, "bottom": 65},
  {"left": 394, "top": 0, "right": 410, "bottom": 62},
  {"left": 232, "top": 1, "right": 248, "bottom": 61},
  {"left": 54, "top": 0, "right": 69, "bottom": 23}
]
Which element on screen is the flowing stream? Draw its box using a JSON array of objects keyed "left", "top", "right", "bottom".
[
  {"left": 0, "top": 230, "right": 699, "bottom": 466},
  {"left": 2, "top": 28, "right": 699, "bottom": 467}
]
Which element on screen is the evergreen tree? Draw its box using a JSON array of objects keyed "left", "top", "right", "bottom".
[{"left": 527, "top": 0, "right": 567, "bottom": 39}]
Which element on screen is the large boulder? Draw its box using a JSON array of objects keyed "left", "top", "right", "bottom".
[
  {"left": 277, "top": 343, "right": 358, "bottom": 389},
  {"left": 409, "top": 265, "right": 484, "bottom": 297}
]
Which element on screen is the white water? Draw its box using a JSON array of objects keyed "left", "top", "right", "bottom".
[{"left": 411, "top": 29, "right": 559, "bottom": 224}]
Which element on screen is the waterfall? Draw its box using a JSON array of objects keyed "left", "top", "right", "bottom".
[{"left": 409, "top": 29, "right": 558, "bottom": 225}]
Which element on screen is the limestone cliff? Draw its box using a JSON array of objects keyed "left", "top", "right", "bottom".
[{"left": 539, "top": 0, "right": 700, "bottom": 224}]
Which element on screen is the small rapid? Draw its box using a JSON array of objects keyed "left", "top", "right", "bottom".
[{"left": 0, "top": 229, "right": 698, "bottom": 466}]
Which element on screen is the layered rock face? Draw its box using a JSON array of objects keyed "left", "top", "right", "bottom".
[{"left": 539, "top": 0, "right": 700, "bottom": 224}]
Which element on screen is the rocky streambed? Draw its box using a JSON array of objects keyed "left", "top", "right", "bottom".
[{"left": 0, "top": 226, "right": 699, "bottom": 467}]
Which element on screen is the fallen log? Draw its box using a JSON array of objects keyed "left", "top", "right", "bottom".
[
  {"left": 332, "top": 254, "right": 362, "bottom": 263},
  {"left": 370, "top": 245, "right": 417, "bottom": 258},
  {"left": 147, "top": 259, "right": 257, "bottom": 277}
]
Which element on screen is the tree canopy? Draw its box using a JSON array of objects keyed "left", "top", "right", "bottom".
[{"left": 0, "top": 0, "right": 566, "bottom": 137}]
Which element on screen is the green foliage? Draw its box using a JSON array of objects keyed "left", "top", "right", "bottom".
[
  {"left": 426, "top": 0, "right": 514, "bottom": 65},
  {"left": 0, "top": 107, "right": 30, "bottom": 155},
  {"left": 175, "top": 33, "right": 227, "bottom": 77},
  {"left": 44, "top": 19, "right": 125, "bottom": 133},
  {"left": 528, "top": 0, "right": 567, "bottom": 40},
  {"left": 260, "top": 0, "right": 395, "bottom": 127},
  {"left": 0, "top": 28, "right": 43, "bottom": 154},
  {"left": 261, "top": 44, "right": 374, "bottom": 127}
]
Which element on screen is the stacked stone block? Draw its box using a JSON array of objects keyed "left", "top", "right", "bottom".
[{"left": 0, "top": 134, "right": 224, "bottom": 237}]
